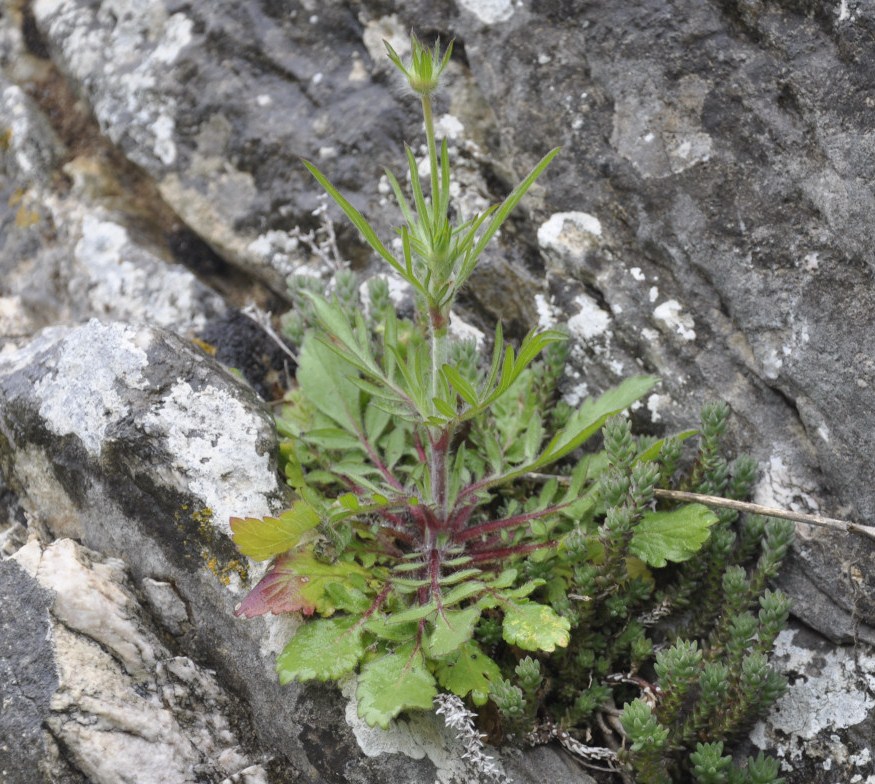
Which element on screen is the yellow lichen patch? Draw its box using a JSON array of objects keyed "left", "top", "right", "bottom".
[
  {"left": 8, "top": 189, "right": 41, "bottom": 229},
  {"left": 191, "top": 506, "right": 249, "bottom": 586},
  {"left": 202, "top": 550, "right": 248, "bottom": 586},
  {"left": 192, "top": 506, "right": 216, "bottom": 541},
  {"left": 15, "top": 204, "right": 41, "bottom": 228},
  {"left": 0, "top": 128, "right": 11, "bottom": 152},
  {"left": 191, "top": 337, "right": 218, "bottom": 356}
]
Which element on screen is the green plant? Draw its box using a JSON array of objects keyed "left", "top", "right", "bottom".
[{"left": 231, "top": 34, "right": 790, "bottom": 782}]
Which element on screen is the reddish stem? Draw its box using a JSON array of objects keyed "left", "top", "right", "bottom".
[
  {"left": 466, "top": 540, "right": 557, "bottom": 563},
  {"left": 454, "top": 503, "right": 569, "bottom": 543},
  {"left": 356, "top": 582, "right": 393, "bottom": 625},
  {"left": 448, "top": 502, "right": 477, "bottom": 532},
  {"left": 430, "top": 427, "right": 451, "bottom": 522},
  {"left": 356, "top": 427, "right": 404, "bottom": 492}
]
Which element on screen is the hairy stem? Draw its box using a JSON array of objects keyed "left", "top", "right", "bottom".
[
  {"left": 430, "top": 427, "right": 451, "bottom": 522},
  {"left": 421, "top": 95, "right": 440, "bottom": 218}
]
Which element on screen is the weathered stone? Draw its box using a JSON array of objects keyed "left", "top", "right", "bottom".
[
  {"left": 2, "top": 538, "right": 268, "bottom": 784},
  {"left": 0, "top": 75, "right": 226, "bottom": 338},
  {"left": 749, "top": 621, "right": 875, "bottom": 783},
  {"left": 0, "top": 552, "right": 59, "bottom": 784}
]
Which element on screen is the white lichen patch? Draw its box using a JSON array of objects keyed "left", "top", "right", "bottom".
[
  {"left": 2, "top": 83, "right": 65, "bottom": 183},
  {"left": 0, "top": 295, "right": 35, "bottom": 336},
  {"left": 435, "top": 113, "right": 465, "bottom": 140},
  {"left": 534, "top": 293, "right": 560, "bottom": 329},
  {"left": 33, "top": 321, "right": 150, "bottom": 456},
  {"left": 758, "top": 344, "right": 784, "bottom": 381},
  {"left": 564, "top": 380, "right": 590, "bottom": 407},
  {"left": 449, "top": 312, "right": 486, "bottom": 348},
  {"left": 456, "top": 0, "right": 515, "bottom": 24},
  {"left": 754, "top": 454, "right": 821, "bottom": 515},
  {"left": 32, "top": 2, "right": 192, "bottom": 170},
  {"left": 149, "top": 113, "right": 177, "bottom": 165},
  {"left": 751, "top": 628, "right": 875, "bottom": 761},
  {"left": 142, "top": 381, "right": 276, "bottom": 534},
  {"left": 567, "top": 293, "right": 611, "bottom": 342},
  {"left": 629, "top": 267, "right": 646, "bottom": 282},
  {"left": 247, "top": 230, "right": 309, "bottom": 278},
  {"left": 646, "top": 393, "right": 668, "bottom": 423},
  {"left": 72, "top": 214, "right": 221, "bottom": 332},
  {"left": 362, "top": 15, "right": 408, "bottom": 68},
  {"left": 652, "top": 299, "right": 696, "bottom": 342},
  {"left": 538, "top": 212, "right": 603, "bottom": 265},
  {"left": 341, "top": 678, "right": 479, "bottom": 784}
]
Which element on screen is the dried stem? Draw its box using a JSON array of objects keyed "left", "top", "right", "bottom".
[{"left": 653, "top": 488, "right": 875, "bottom": 542}]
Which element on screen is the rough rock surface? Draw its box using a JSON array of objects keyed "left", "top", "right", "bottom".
[
  {"left": 2, "top": 537, "right": 268, "bottom": 784},
  {"left": 1, "top": 0, "right": 874, "bottom": 781}
]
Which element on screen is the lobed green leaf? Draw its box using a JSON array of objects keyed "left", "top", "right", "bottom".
[
  {"left": 356, "top": 645, "right": 438, "bottom": 728},
  {"left": 276, "top": 616, "right": 365, "bottom": 683},
  {"left": 630, "top": 504, "right": 719, "bottom": 567}
]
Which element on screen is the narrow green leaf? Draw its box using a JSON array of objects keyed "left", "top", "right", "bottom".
[
  {"left": 406, "top": 146, "right": 431, "bottom": 240},
  {"left": 385, "top": 168, "right": 415, "bottom": 226},
  {"left": 382, "top": 601, "right": 438, "bottom": 625},
  {"left": 303, "top": 160, "right": 405, "bottom": 276},
  {"left": 441, "top": 580, "right": 488, "bottom": 607},
  {"left": 536, "top": 375, "right": 660, "bottom": 468},
  {"left": 442, "top": 365, "right": 479, "bottom": 407},
  {"left": 513, "top": 329, "right": 567, "bottom": 376},
  {"left": 433, "top": 396, "right": 457, "bottom": 419},
  {"left": 467, "top": 148, "right": 561, "bottom": 270},
  {"left": 303, "top": 428, "right": 363, "bottom": 451},
  {"left": 438, "top": 568, "right": 483, "bottom": 586},
  {"left": 636, "top": 429, "right": 698, "bottom": 464}
]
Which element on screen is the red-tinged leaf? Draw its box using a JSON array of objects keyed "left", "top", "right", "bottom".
[
  {"left": 234, "top": 552, "right": 317, "bottom": 618},
  {"left": 234, "top": 549, "right": 372, "bottom": 619}
]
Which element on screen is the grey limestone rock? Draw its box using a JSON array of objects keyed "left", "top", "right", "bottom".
[
  {"left": 0, "top": 74, "right": 226, "bottom": 338},
  {"left": 1, "top": 537, "right": 269, "bottom": 784}
]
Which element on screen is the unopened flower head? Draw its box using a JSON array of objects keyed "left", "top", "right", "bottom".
[{"left": 384, "top": 34, "right": 453, "bottom": 96}]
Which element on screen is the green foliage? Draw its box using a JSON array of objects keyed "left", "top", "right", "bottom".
[{"left": 231, "top": 32, "right": 792, "bottom": 783}]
